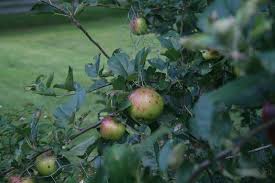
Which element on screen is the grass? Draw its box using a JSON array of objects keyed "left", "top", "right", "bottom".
[{"left": 0, "top": 7, "right": 158, "bottom": 118}]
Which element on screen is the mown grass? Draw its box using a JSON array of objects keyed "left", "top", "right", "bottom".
[{"left": 0, "top": 7, "right": 158, "bottom": 119}]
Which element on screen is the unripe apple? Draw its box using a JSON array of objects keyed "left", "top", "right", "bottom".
[
  {"left": 130, "top": 17, "right": 148, "bottom": 35},
  {"left": 100, "top": 117, "right": 126, "bottom": 140},
  {"left": 22, "top": 177, "right": 35, "bottom": 183},
  {"left": 128, "top": 87, "right": 164, "bottom": 123},
  {"left": 35, "top": 153, "right": 57, "bottom": 176},
  {"left": 201, "top": 49, "right": 221, "bottom": 60},
  {"left": 262, "top": 102, "right": 275, "bottom": 146},
  {"left": 168, "top": 143, "right": 186, "bottom": 170}
]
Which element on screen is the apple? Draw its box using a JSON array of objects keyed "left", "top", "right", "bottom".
[
  {"left": 8, "top": 176, "right": 22, "bottom": 183},
  {"left": 100, "top": 117, "right": 126, "bottom": 140},
  {"left": 201, "top": 49, "right": 221, "bottom": 60},
  {"left": 130, "top": 17, "right": 148, "bottom": 35},
  {"left": 168, "top": 143, "right": 186, "bottom": 170},
  {"left": 8, "top": 176, "right": 34, "bottom": 183},
  {"left": 35, "top": 153, "right": 57, "bottom": 176},
  {"left": 22, "top": 177, "right": 35, "bottom": 183},
  {"left": 128, "top": 87, "right": 164, "bottom": 123},
  {"left": 262, "top": 102, "right": 275, "bottom": 146}
]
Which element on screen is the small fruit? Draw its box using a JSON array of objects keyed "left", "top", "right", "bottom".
[
  {"left": 8, "top": 176, "right": 21, "bottom": 183},
  {"left": 201, "top": 49, "right": 221, "bottom": 60},
  {"left": 168, "top": 143, "right": 186, "bottom": 170},
  {"left": 262, "top": 102, "right": 275, "bottom": 146},
  {"left": 22, "top": 177, "right": 35, "bottom": 183},
  {"left": 130, "top": 17, "right": 148, "bottom": 35},
  {"left": 8, "top": 177, "right": 34, "bottom": 183},
  {"left": 128, "top": 87, "right": 164, "bottom": 123},
  {"left": 35, "top": 153, "right": 57, "bottom": 176},
  {"left": 100, "top": 117, "right": 126, "bottom": 140}
]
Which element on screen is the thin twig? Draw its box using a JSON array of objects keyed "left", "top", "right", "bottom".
[
  {"left": 225, "top": 144, "right": 272, "bottom": 159},
  {"left": 69, "top": 16, "right": 110, "bottom": 59},
  {"left": 187, "top": 120, "right": 275, "bottom": 183},
  {"left": 55, "top": 83, "right": 111, "bottom": 97},
  {"left": 70, "top": 121, "right": 101, "bottom": 140},
  {"left": 40, "top": 0, "right": 110, "bottom": 59}
]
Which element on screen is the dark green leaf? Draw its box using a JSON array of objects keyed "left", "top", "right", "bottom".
[
  {"left": 54, "top": 66, "right": 75, "bottom": 91},
  {"left": 108, "top": 53, "right": 135, "bottom": 79}
]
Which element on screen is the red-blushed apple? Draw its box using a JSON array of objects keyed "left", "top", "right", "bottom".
[
  {"left": 128, "top": 87, "right": 164, "bottom": 123},
  {"left": 130, "top": 17, "right": 148, "bottom": 35},
  {"left": 8, "top": 176, "right": 22, "bottom": 183},
  {"left": 100, "top": 117, "right": 126, "bottom": 140}
]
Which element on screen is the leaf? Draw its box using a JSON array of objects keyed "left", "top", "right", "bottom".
[
  {"left": 104, "top": 144, "right": 140, "bottom": 182},
  {"left": 88, "top": 79, "right": 109, "bottom": 92},
  {"left": 176, "top": 162, "right": 194, "bottom": 183},
  {"left": 69, "top": 136, "right": 98, "bottom": 156},
  {"left": 134, "top": 48, "right": 150, "bottom": 73},
  {"left": 192, "top": 73, "right": 275, "bottom": 141},
  {"left": 46, "top": 72, "right": 54, "bottom": 88},
  {"left": 197, "top": 0, "right": 241, "bottom": 32},
  {"left": 54, "top": 85, "right": 86, "bottom": 124},
  {"left": 148, "top": 58, "right": 168, "bottom": 71},
  {"left": 54, "top": 66, "right": 75, "bottom": 91},
  {"left": 159, "top": 140, "right": 173, "bottom": 171},
  {"left": 85, "top": 54, "right": 101, "bottom": 78},
  {"left": 257, "top": 51, "right": 275, "bottom": 74},
  {"left": 158, "top": 31, "right": 181, "bottom": 50},
  {"left": 108, "top": 53, "right": 135, "bottom": 79}
]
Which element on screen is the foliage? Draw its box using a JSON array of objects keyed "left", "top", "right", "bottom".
[{"left": 1, "top": 0, "right": 275, "bottom": 182}]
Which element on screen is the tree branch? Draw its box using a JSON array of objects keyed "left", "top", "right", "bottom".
[
  {"left": 70, "top": 121, "right": 101, "bottom": 140},
  {"left": 187, "top": 120, "right": 275, "bottom": 183},
  {"left": 40, "top": 0, "right": 110, "bottom": 59},
  {"left": 69, "top": 16, "right": 110, "bottom": 59}
]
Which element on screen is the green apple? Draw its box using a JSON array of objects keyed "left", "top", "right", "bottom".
[
  {"left": 128, "top": 87, "right": 164, "bottom": 123},
  {"left": 100, "top": 117, "right": 126, "bottom": 140},
  {"left": 201, "top": 49, "right": 221, "bottom": 60},
  {"left": 22, "top": 177, "right": 35, "bottom": 183},
  {"left": 35, "top": 154, "right": 57, "bottom": 176},
  {"left": 130, "top": 17, "right": 148, "bottom": 35}
]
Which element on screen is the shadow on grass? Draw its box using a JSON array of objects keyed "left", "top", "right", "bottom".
[{"left": 0, "top": 7, "right": 128, "bottom": 32}]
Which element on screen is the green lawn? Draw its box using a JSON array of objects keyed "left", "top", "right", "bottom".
[{"left": 0, "top": 7, "right": 158, "bottom": 117}]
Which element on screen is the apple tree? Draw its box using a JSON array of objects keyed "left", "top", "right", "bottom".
[{"left": 1, "top": 0, "right": 275, "bottom": 182}]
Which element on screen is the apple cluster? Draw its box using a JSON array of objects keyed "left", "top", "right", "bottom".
[{"left": 100, "top": 87, "right": 164, "bottom": 141}]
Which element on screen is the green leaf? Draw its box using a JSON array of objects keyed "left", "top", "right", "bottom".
[
  {"left": 134, "top": 48, "right": 150, "bottom": 73},
  {"left": 192, "top": 73, "right": 275, "bottom": 141},
  {"left": 176, "top": 162, "right": 194, "bottom": 183},
  {"left": 54, "top": 85, "right": 86, "bottom": 124},
  {"left": 158, "top": 31, "right": 181, "bottom": 50},
  {"left": 108, "top": 53, "right": 135, "bottom": 79},
  {"left": 88, "top": 79, "right": 109, "bottom": 92},
  {"left": 148, "top": 58, "right": 168, "bottom": 71},
  {"left": 69, "top": 136, "right": 98, "bottom": 156},
  {"left": 54, "top": 66, "right": 75, "bottom": 91},
  {"left": 104, "top": 144, "right": 140, "bottom": 182},
  {"left": 85, "top": 54, "right": 101, "bottom": 78},
  {"left": 46, "top": 72, "right": 54, "bottom": 88},
  {"left": 257, "top": 51, "right": 275, "bottom": 74},
  {"left": 159, "top": 140, "right": 173, "bottom": 171}
]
